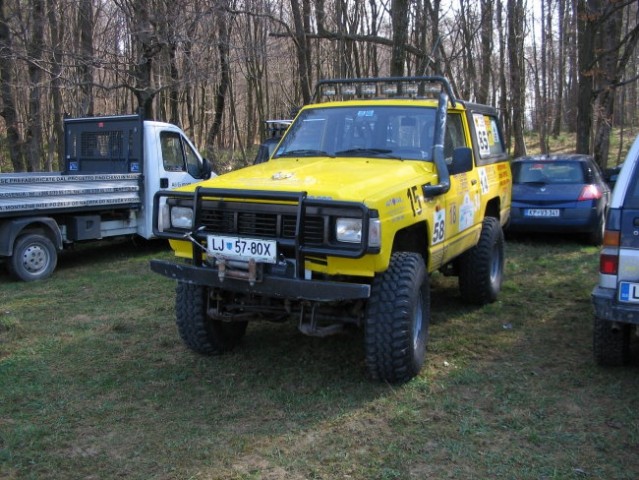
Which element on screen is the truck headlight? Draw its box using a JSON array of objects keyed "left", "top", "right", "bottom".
[
  {"left": 170, "top": 206, "right": 193, "bottom": 229},
  {"left": 336, "top": 218, "right": 362, "bottom": 243}
]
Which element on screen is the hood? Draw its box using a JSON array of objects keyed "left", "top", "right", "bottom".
[{"left": 193, "top": 157, "right": 436, "bottom": 203}]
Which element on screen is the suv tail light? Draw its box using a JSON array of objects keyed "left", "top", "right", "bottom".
[
  {"left": 599, "top": 208, "right": 621, "bottom": 275},
  {"left": 578, "top": 184, "right": 602, "bottom": 201}
]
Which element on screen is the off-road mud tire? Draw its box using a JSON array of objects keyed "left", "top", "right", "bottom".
[
  {"left": 593, "top": 316, "right": 631, "bottom": 366},
  {"left": 175, "top": 282, "right": 247, "bottom": 355},
  {"left": 364, "top": 252, "right": 430, "bottom": 383},
  {"left": 8, "top": 233, "right": 58, "bottom": 282},
  {"left": 458, "top": 216, "right": 504, "bottom": 305}
]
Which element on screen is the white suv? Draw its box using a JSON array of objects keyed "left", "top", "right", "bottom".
[{"left": 592, "top": 135, "right": 639, "bottom": 365}]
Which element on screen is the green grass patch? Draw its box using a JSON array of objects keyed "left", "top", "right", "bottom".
[{"left": 1, "top": 236, "right": 639, "bottom": 479}]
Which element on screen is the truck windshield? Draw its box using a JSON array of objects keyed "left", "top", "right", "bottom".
[{"left": 273, "top": 106, "right": 437, "bottom": 161}]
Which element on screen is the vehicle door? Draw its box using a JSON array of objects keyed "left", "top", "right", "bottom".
[
  {"left": 440, "top": 112, "right": 482, "bottom": 261},
  {"left": 140, "top": 126, "right": 211, "bottom": 238},
  {"left": 158, "top": 129, "right": 210, "bottom": 190}
]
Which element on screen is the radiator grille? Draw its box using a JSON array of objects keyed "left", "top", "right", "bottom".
[{"left": 199, "top": 208, "right": 325, "bottom": 245}]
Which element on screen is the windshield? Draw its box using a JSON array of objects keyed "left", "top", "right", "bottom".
[
  {"left": 512, "top": 161, "right": 586, "bottom": 185},
  {"left": 273, "top": 106, "right": 437, "bottom": 161}
]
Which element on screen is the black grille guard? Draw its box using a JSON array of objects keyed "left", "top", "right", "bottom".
[{"left": 153, "top": 187, "right": 378, "bottom": 280}]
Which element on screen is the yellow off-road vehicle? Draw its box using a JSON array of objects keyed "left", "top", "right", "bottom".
[{"left": 151, "top": 77, "right": 511, "bottom": 383}]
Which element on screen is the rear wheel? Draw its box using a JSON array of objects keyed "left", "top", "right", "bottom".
[
  {"left": 175, "top": 282, "right": 247, "bottom": 354},
  {"left": 593, "top": 316, "right": 631, "bottom": 366},
  {"left": 458, "top": 217, "right": 504, "bottom": 305},
  {"left": 8, "top": 233, "right": 57, "bottom": 282},
  {"left": 364, "top": 252, "right": 429, "bottom": 383}
]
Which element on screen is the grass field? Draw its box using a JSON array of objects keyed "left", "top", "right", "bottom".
[{"left": 1, "top": 234, "right": 639, "bottom": 480}]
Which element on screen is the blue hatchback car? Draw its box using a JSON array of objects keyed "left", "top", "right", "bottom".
[{"left": 509, "top": 154, "right": 611, "bottom": 244}]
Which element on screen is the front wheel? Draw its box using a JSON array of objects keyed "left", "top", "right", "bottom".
[
  {"left": 458, "top": 216, "right": 504, "bottom": 305},
  {"left": 175, "top": 282, "right": 247, "bottom": 355},
  {"left": 8, "top": 233, "right": 58, "bottom": 282},
  {"left": 364, "top": 252, "right": 430, "bottom": 383}
]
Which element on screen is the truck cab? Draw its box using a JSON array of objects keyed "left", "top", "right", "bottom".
[{"left": 0, "top": 114, "right": 211, "bottom": 281}]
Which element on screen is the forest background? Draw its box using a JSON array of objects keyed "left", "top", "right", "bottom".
[{"left": 0, "top": 0, "right": 637, "bottom": 174}]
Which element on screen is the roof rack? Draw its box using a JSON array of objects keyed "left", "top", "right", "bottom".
[{"left": 312, "top": 76, "right": 457, "bottom": 106}]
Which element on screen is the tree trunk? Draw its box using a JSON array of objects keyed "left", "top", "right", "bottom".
[
  {"left": 477, "top": 0, "right": 493, "bottom": 104},
  {"left": 207, "top": 4, "right": 232, "bottom": 146},
  {"left": 47, "top": 0, "right": 64, "bottom": 169},
  {"left": 129, "top": 0, "right": 160, "bottom": 119},
  {"left": 576, "top": 0, "right": 597, "bottom": 154},
  {"left": 507, "top": 0, "right": 526, "bottom": 157},
  {"left": 552, "top": 0, "right": 566, "bottom": 137},
  {"left": 497, "top": 0, "right": 510, "bottom": 151},
  {"left": 26, "top": 0, "right": 45, "bottom": 171},
  {"left": 290, "top": 0, "right": 312, "bottom": 103},
  {"left": 78, "top": 0, "right": 94, "bottom": 116},
  {"left": 0, "top": 0, "right": 24, "bottom": 172},
  {"left": 390, "top": 0, "right": 410, "bottom": 76}
]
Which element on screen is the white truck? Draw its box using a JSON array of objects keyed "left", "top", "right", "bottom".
[{"left": 0, "top": 113, "right": 212, "bottom": 281}]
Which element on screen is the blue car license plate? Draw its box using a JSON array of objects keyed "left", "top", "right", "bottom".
[
  {"left": 619, "top": 282, "right": 639, "bottom": 303},
  {"left": 524, "top": 208, "right": 560, "bottom": 217}
]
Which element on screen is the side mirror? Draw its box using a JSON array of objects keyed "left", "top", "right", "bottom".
[
  {"left": 201, "top": 158, "right": 213, "bottom": 179},
  {"left": 448, "top": 147, "right": 473, "bottom": 175}
]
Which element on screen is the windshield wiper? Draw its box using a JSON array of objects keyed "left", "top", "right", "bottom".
[
  {"left": 334, "top": 148, "right": 400, "bottom": 159},
  {"left": 275, "top": 149, "right": 334, "bottom": 158}
]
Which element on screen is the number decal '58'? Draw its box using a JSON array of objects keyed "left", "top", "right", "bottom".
[{"left": 431, "top": 209, "right": 446, "bottom": 245}]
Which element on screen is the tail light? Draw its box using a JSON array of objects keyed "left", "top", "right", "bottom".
[
  {"left": 599, "top": 209, "right": 621, "bottom": 275},
  {"left": 578, "top": 184, "right": 602, "bottom": 201}
]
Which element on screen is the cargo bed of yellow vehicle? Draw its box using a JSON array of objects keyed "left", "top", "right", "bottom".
[{"left": 151, "top": 76, "right": 512, "bottom": 383}]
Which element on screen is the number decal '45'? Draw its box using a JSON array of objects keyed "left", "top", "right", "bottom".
[{"left": 407, "top": 186, "right": 422, "bottom": 217}]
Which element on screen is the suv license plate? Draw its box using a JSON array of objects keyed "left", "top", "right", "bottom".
[
  {"left": 619, "top": 282, "right": 639, "bottom": 303},
  {"left": 207, "top": 235, "right": 277, "bottom": 264},
  {"left": 524, "top": 208, "right": 560, "bottom": 217}
]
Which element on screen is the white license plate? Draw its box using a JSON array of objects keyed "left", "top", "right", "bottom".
[
  {"left": 524, "top": 208, "right": 560, "bottom": 218},
  {"left": 619, "top": 282, "right": 639, "bottom": 303},
  {"left": 207, "top": 235, "right": 277, "bottom": 264}
]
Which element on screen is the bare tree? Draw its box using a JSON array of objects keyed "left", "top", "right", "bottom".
[
  {"left": 576, "top": 0, "right": 639, "bottom": 166},
  {"left": 390, "top": 0, "right": 410, "bottom": 76},
  {"left": 508, "top": 0, "right": 527, "bottom": 157},
  {"left": 78, "top": 0, "right": 94, "bottom": 116},
  {"left": 207, "top": 1, "right": 233, "bottom": 147},
  {"left": 26, "top": 0, "right": 45, "bottom": 171},
  {"left": 290, "top": 0, "right": 312, "bottom": 103},
  {"left": 477, "top": 0, "right": 493, "bottom": 104},
  {"left": 0, "top": 0, "right": 24, "bottom": 172}
]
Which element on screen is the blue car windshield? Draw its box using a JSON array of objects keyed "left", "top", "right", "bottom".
[
  {"left": 513, "top": 161, "right": 585, "bottom": 184},
  {"left": 273, "top": 106, "right": 439, "bottom": 161}
]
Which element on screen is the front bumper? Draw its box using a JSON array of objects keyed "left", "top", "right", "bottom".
[
  {"left": 591, "top": 285, "right": 639, "bottom": 325},
  {"left": 150, "top": 259, "right": 371, "bottom": 302}
]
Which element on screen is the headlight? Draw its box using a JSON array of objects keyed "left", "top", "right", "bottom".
[
  {"left": 336, "top": 218, "right": 362, "bottom": 243},
  {"left": 170, "top": 206, "right": 193, "bottom": 229}
]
